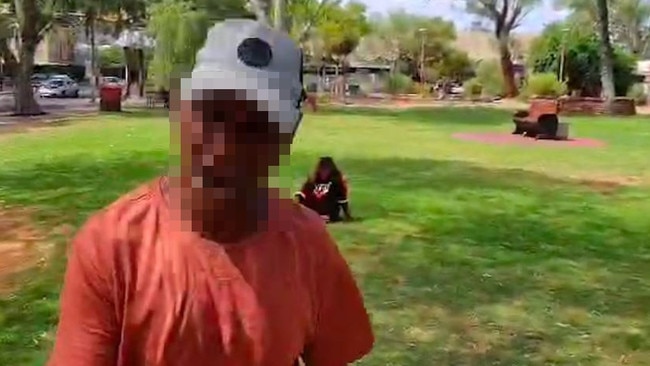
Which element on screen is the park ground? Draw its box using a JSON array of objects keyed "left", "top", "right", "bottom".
[{"left": 1, "top": 106, "right": 650, "bottom": 365}]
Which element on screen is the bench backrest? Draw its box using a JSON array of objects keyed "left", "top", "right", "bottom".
[{"left": 528, "top": 99, "right": 559, "bottom": 120}]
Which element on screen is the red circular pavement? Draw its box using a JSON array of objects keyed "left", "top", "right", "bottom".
[{"left": 452, "top": 132, "right": 606, "bottom": 148}]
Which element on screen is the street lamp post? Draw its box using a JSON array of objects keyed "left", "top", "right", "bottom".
[
  {"left": 418, "top": 28, "right": 426, "bottom": 89},
  {"left": 559, "top": 27, "right": 570, "bottom": 82}
]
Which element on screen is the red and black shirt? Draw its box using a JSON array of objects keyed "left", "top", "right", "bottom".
[{"left": 296, "top": 175, "right": 349, "bottom": 222}]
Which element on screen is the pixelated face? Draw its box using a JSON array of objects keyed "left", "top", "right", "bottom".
[
  {"left": 170, "top": 89, "right": 291, "bottom": 210},
  {"left": 317, "top": 167, "right": 331, "bottom": 180}
]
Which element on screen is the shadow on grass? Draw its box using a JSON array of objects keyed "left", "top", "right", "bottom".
[
  {"left": 0, "top": 151, "right": 168, "bottom": 227},
  {"left": 335, "top": 157, "right": 648, "bottom": 301},
  {"left": 315, "top": 106, "right": 514, "bottom": 127},
  {"left": 1, "top": 153, "right": 649, "bottom": 364},
  {"left": 101, "top": 108, "right": 169, "bottom": 120}
]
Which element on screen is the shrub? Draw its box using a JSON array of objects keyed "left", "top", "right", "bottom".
[
  {"left": 317, "top": 93, "right": 331, "bottom": 104},
  {"left": 463, "top": 78, "right": 482, "bottom": 99},
  {"left": 413, "top": 82, "right": 433, "bottom": 97},
  {"left": 627, "top": 83, "right": 648, "bottom": 106},
  {"left": 475, "top": 60, "right": 505, "bottom": 97},
  {"left": 385, "top": 73, "right": 414, "bottom": 94},
  {"left": 98, "top": 46, "right": 125, "bottom": 68},
  {"left": 523, "top": 73, "right": 567, "bottom": 98}
]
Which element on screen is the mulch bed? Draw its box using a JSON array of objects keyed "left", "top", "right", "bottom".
[{"left": 452, "top": 132, "right": 606, "bottom": 148}]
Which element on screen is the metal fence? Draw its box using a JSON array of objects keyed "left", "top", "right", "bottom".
[{"left": 303, "top": 71, "right": 390, "bottom": 95}]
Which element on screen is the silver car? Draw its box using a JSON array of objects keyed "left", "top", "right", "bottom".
[{"left": 38, "top": 78, "right": 80, "bottom": 98}]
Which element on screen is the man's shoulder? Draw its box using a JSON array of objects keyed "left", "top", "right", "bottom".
[
  {"left": 77, "top": 178, "right": 161, "bottom": 242},
  {"left": 280, "top": 199, "right": 327, "bottom": 232},
  {"left": 105, "top": 178, "right": 160, "bottom": 213}
]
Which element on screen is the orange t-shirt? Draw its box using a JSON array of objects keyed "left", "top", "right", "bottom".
[{"left": 48, "top": 178, "right": 373, "bottom": 366}]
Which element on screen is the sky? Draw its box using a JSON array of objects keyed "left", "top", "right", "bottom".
[{"left": 356, "top": 0, "right": 569, "bottom": 34}]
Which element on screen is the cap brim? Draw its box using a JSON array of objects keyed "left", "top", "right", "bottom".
[{"left": 181, "top": 69, "right": 301, "bottom": 135}]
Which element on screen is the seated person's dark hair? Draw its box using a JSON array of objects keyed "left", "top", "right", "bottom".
[{"left": 295, "top": 156, "right": 353, "bottom": 222}]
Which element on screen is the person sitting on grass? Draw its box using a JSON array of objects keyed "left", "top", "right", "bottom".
[{"left": 295, "top": 156, "right": 354, "bottom": 223}]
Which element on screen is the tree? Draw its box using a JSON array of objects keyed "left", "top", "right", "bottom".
[
  {"left": 528, "top": 21, "right": 636, "bottom": 97},
  {"left": 596, "top": 0, "right": 616, "bottom": 111},
  {"left": 0, "top": 0, "right": 69, "bottom": 115},
  {"left": 99, "top": 45, "right": 125, "bottom": 67},
  {"left": 317, "top": 1, "right": 369, "bottom": 60},
  {"left": 69, "top": 0, "right": 103, "bottom": 103},
  {"left": 435, "top": 48, "right": 474, "bottom": 81},
  {"left": 315, "top": 1, "right": 368, "bottom": 97},
  {"left": 147, "top": 0, "right": 254, "bottom": 91},
  {"left": 258, "top": 0, "right": 335, "bottom": 37},
  {"left": 558, "top": 0, "right": 618, "bottom": 111},
  {"left": 288, "top": 0, "right": 336, "bottom": 42},
  {"left": 366, "top": 11, "right": 470, "bottom": 81},
  {"left": 461, "top": 0, "right": 541, "bottom": 97},
  {"left": 563, "top": 0, "right": 650, "bottom": 57},
  {"left": 147, "top": 0, "right": 212, "bottom": 90},
  {"left": 371, "top": 11, "right": 412, "bottom": 73},
  {"left": 610, "top": 0, "right": 650, "bottom": 57}
]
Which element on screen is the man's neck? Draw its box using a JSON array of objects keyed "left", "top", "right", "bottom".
[{"left": 162, "top": 176, "right": 269, "bottom": 243}]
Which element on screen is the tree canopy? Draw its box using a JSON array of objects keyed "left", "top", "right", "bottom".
[
  {"left": 459, "top": 0, "right": 542, "bottom": 97},
  {"left": 528, "top": 21, "right": 637, "bottom": 97}
]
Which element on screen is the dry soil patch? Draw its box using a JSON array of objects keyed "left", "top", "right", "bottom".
[{"left": 0, "top": 206, "right": 53, "bottom": 294}]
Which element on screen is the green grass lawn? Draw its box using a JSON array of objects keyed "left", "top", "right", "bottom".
[{"left": 1, "top": 107, "right": 650, "bottom": 365}]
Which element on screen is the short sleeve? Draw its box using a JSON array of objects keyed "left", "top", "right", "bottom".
[
  {"left": 48, "top": 216, "right": 119, "bottom": 366},
  {"left": 296, "top": 179, "right": 311, "bottom": 200},
  {"left": 302, "top": 227, "right": 374, "bottom": 365}
]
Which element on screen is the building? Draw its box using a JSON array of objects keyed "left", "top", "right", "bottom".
[{"left": 33, "top": 25, "right": 77, "bottom": 64}]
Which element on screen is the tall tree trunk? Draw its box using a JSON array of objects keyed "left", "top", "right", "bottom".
[
  {"left": 89, "top": 11, "right": 98, "bottom": 103},
  {"left": 498, "top": 36, "right": 518, "bottom": 98},
  {"left": 340, "top": 57, "right": 348, "bottom": 103},
  {"left": 272, "top": 0, "right": 287, "bottom": 31},
  {"left": 13, "top": 0, "right": 43, "bottom": 115},
  {"left": 597, "top": 0, "right": 616, "bottom": 113},
  {"left": 137, "top": 49, "right": 145, "bottom": 97},
  {"left": 14, "top": 43, "right": 41, "bottom": 115},
  {"left": 123, "top": 47, "right": 131, "bottom": 99}
]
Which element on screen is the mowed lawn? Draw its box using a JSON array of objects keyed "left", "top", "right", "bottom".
[{"left": 1, "top": 107, "right": 650, "bottom": 365}]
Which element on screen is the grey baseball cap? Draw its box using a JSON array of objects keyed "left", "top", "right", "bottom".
[{"left": 181, "top": 18, "right": 305, "bottom": 136}]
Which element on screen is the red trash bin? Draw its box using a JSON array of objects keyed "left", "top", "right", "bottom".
[{"left": 100, "top": 84, "right": 122, "bottom": 112}]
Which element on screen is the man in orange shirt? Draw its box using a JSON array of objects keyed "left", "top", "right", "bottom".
[{"left": 48, "top": 19, "right": 373, "bottom": 366}]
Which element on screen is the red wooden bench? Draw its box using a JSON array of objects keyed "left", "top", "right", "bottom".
[{"left": 512, "top": 99, "right": 561, "bottom": 139}]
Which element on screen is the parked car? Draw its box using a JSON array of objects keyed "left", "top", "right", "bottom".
[
  {"left": 102, "top": 76, "right": 124, "bottom": 86},
  {"left": 48, "top": 74, "right": 75, "bottom": 83},
  {"left": 31, "top": 73, "right": 49, "bottom": 87},
  {"left": 38, "top": 78, "right": 80, "bottom": 98},
  {"left": 450, "top": 85, "right": 464, "bottom": 95}
]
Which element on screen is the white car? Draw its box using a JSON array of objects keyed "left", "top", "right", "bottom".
[
  {"left": 38, "top": 78, "right": 80, "bottom": 98},
  {"left": 450, "top": 85, "right": 464, "bottom": 94}
]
